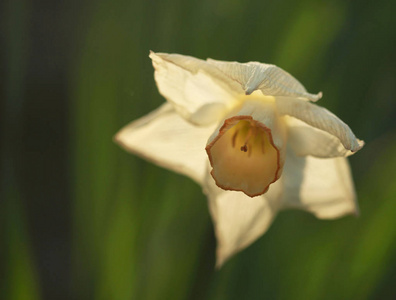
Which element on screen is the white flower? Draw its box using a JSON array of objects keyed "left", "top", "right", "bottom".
[{"left": 115, "top": 52, "right": 364, "bottom": 267}]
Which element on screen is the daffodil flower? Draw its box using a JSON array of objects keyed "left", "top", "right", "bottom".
[{"left": 115, "top": 52, "right": 364, "bottom": 267}]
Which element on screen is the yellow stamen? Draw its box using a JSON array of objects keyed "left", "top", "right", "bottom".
[{"left": 232, "top": 129, "right": 239, "bottom": 148}]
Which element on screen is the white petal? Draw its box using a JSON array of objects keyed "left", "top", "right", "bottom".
[
  {"left": 276, "top": 97, "right": 364, "bottom": 153},
  {"left": 203, "top": 173, "right": 282, "bottom": 267},
  {"left": 114, "top": 103, "right": 216, "bottom": 184},
  {"left": 150, "top": 52, "right": 241, "bottom": 125},
  {"left": 206, "top": 99, "right": 287, "bottom": 197},
  {"left": 281, "top": 147, "right": 359, "bottom": 219},
  {"left": 286, "top": 117, "right": 358, "bottom": 158},
  {"left": 207, "top": 59, "right": 322, "bottom": 101}
]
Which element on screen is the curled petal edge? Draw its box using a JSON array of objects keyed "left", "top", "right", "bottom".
[{"left": 276, "top": 97, "right": 364, "bottom": 153}]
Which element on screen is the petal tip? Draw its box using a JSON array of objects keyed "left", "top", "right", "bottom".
[
  {"left": 245, "top": 88, "right": 254, "bottom": 95},
  {"left": 113, "top": 129, "right": 131, "bottom": 152},
  {"left": 310, "top": 91, "right": 323, "bottom": 102},
  {"left": 353, "top": 208, "right": 360, "bottom": 218},
  {"left": 351, "top": 139, "right": 365, "bottom": 153},
  {"left": 149, "top": 51, "right": 164, "bottom": 63},
  {"left": 215, "top": 246, "right": 232, "bottom": 269},
  {"left": 148, "top": 50, "right": 156, "bottom": 58},
  {"left": 357, "top": 139, "right": 365, "bottom": 149},
  {"left": 215, "top": 258, "right": 224, "bottom": 270},
  {"left": 113, "top": 131, "right": 122, "bottom": 145}
]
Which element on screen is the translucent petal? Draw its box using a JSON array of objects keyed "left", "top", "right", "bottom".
[
  {"left": 286, "top": 117, "right": 359, "bottom": 157},
  {"left": 114, "top": 103, "right": 216, "bottom": 184},
  {"left": 276, "top": 97, "right": 364, "bottom": 153},
  {"left": 207, "top": 58, "right": 322, "bottom": 101},
  {"left": 204, "top": 173, "right": 282, "bottom": 267},
  {"left": 280, "top": 147, "right": 359, "bottom": 219},
  {"left": 150, "top": 52, "right": 240, "bottom": 125}
]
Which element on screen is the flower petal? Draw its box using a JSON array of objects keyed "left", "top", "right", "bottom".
[
  {"left": 203, "top": 173, "right": 282, "bottom": 267},
  {"left": 114, "top": 103, "right": 216, "bottom": 184},
  {"left": 150, "top": 52, "right": 241, "bottom": 125},
  {"left": 280, "top": 147, "right": 359, "bottom": 219},
  {"left": 207, "top": 59, "right": 322, "bottom": 101},
  {"left": 286, "top": 117, "right": 359, "bottom": 158},
  {"left": 276, "top": 97, "right": 364, "bottom": 153},
  {"left": 206, "top": 99, "right": 287, "bottom": 197}
]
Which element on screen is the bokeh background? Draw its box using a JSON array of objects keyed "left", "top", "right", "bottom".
[{"left": 2, "top": 0, "right": 396, "bottom": 299}]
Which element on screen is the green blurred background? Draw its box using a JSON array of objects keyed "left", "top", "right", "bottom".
[{"left": 2, "top": 0, "right": 396, "bottom": 299}]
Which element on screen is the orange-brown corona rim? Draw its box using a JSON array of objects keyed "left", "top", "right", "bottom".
[{"left": 205, "top": 115, "right": 282, "bottom": 197}]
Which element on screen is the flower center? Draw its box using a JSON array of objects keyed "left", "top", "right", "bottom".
[
  {"left": 206, "top": 116, "right": 280, "bottom": 197},
  {"left": 230, "top": 121, "right": 266, "bottom": 156}
]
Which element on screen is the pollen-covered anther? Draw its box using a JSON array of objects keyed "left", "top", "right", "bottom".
[
  {"left": 237, "top": 125, "right": 265, "bottom": 156},
  {"left": 240, "top": 145, "right": 248, "bottom": 152},
  {"left": 206, "top": 116, "right": 281, "bottom": 197}
]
